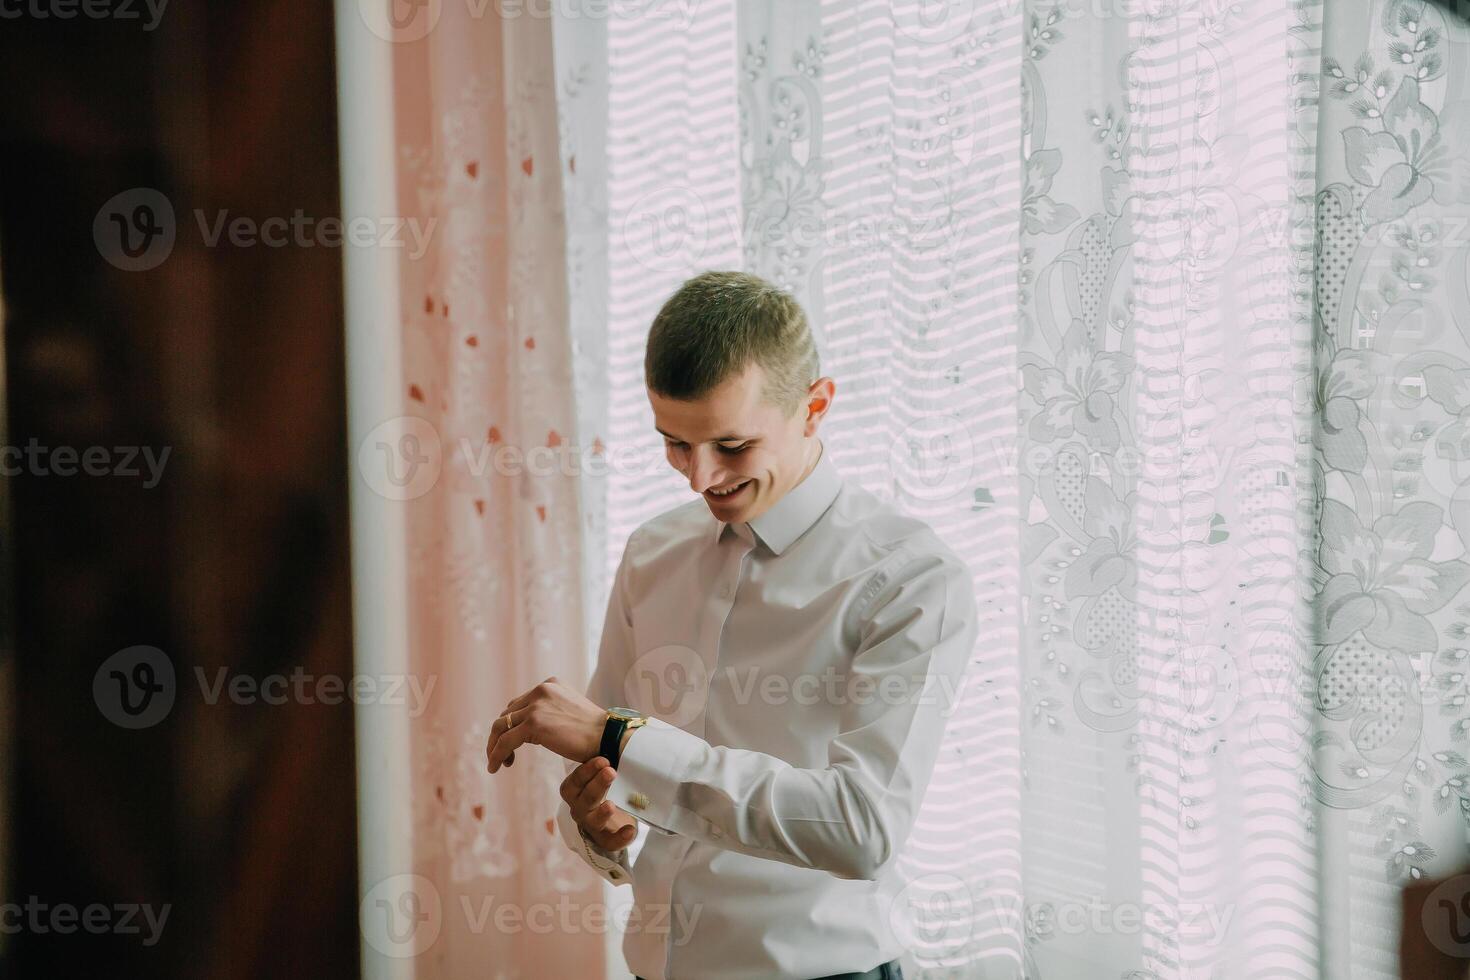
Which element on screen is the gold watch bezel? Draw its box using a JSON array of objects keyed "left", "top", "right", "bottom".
[{"left": 607, "top": 706, "right": 646, "bottom": 725}]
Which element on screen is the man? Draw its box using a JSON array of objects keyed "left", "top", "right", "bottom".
[{"left": 485, "top": 271, "right": 977, "bottom": 980}]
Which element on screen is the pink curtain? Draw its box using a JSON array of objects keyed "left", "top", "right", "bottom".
[{"left": 362, "top": 4, "right": 608, "bottom": 975}]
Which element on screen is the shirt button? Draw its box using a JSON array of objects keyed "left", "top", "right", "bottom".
[{"left": 629, "top": 792, "right": 651, "bottom": 811}]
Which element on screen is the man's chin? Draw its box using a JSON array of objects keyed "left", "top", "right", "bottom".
[{"left": 704, "top": 500, "right": 750, "bottom": 521}]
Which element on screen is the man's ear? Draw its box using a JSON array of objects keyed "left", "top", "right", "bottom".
[{"left": 803, "top": 377, "right": 835, "bottom": 436}]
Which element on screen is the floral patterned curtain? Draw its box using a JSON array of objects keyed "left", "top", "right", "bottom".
[
  {"left": 1013, "top": 0, "right": 1470, "bottom": 975},
  {"left": 1011, "top": 0, "right": 1321, "bottom": 971},
  {"left": 342, "top": 2, "right": 610, "bottom": 977},
  {"left": 1311, "top": 0, "right": 1470, "bottom": 974}
]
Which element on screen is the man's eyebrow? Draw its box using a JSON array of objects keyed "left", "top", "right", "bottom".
[{"left": 655, "top": 427, "right": 759, "bottom": 443}]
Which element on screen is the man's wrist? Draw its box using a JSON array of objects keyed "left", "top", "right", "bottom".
[
  {"left": 589, "top": 716, "right": 607, "bottom": 762},
  {"left": 599, "top": 708, "right": 647, "bottom": 767}
]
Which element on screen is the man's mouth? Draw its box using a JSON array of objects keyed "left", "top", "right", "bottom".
[{"left": 705, "top": 479, "right": 752, "bottom": 500}]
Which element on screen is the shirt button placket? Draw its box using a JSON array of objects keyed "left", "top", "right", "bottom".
[
  {"left": 723, "top": 531, "right": 751, "bottom": 603},
  {"left": 713, "top": 535, "right": 748, "bottom": 628}
]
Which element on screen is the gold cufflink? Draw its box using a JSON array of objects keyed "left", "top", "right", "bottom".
[{"left": 628, "top": 792, "right": 651, "bottom": 811}]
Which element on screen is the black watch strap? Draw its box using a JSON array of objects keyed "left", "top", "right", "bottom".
[{"left": 600, "top": 714, "right": 629, "bottom": 769}]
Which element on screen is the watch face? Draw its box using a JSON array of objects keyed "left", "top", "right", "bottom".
[{"left": 608, "top": 707, "right": 642, "bottom": 722}]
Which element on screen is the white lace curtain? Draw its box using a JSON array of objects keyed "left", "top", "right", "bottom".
[{"left": 342, "top": 0, "right": 1470, "bottom": 977}]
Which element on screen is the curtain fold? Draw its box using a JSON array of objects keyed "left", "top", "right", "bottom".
[
  {"left": 344, "top": 0, "right": 1470, "bottom": 976},
  {"left": 1015, "top": 0, "right": 1323, "bottom": 972},
  {"left": 1312, "top": 1, "right": 1470, "bottom": 976},
  {"left": 344, "top": 2, "right": 609, "bottom": 975}
]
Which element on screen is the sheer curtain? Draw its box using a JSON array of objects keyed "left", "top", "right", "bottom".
[
  {"left": 341, "top": 0, "right": 1470, "bottom": 977},
  {"left": 339, "top": 1, "right": 611, "bottom": 976}
]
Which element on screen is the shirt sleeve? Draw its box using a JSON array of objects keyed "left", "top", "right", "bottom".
[
  {"left": 551, "top": 528, "right": 663, "bottom": 885},
  {"left": 604, "top": 545, "right": 978, "bottom": 882}
]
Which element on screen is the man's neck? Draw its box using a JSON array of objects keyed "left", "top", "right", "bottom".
[{"left": 792, "top": 438, "right": 822, "bottom": 490}]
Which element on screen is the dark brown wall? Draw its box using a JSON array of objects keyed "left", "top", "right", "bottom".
[{"left": 0, "top": 3, "right": 359, "bottom": 977}]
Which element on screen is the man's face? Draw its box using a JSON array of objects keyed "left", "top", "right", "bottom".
[{"left": 650, "top": 362, "right": 832, "bottom": 523}]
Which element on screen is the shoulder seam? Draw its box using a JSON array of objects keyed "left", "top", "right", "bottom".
[{"left": 853, "top": 499, "right": 947, "bottom": 562}]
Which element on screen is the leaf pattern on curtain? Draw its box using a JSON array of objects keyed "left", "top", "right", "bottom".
[{"left": 1309, "top": 0, "right": 1470, "bottom": 972}]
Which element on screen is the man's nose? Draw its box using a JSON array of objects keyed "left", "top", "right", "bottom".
[{"left": 686, "top": 448, "right": 724, "bottom": 494}]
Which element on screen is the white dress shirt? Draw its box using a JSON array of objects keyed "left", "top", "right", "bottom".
[{"left": 555, "top": 440, "right": 977, "bottom": 980}]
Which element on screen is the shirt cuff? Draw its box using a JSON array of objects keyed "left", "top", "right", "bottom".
[
  {"left": 554, "top": 792, "right": 634, "bottom": 884},
  {"left": 609, "top": 717, "right": 704, "bottom": 837}
]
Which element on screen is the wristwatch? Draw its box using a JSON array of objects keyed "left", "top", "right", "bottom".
[{"left": 599, "top": 706, "right": 648, "bottom": 769}]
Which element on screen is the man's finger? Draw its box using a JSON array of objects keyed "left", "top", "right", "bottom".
[
  {"left": 560, "top": 757, "right": 608, "bottom": 805},
  {"left": 573, "top": 763, "right": 616, "bottom": 820},
  {"left": 486, "top": 709, "right": 530, "bottom": 773},
  {"left": 607, "top": 818, "right": 637, "bottom": 845},
  {"left": 484, "top": 708, "right": 520, "bottom": 768},
  {"left": 560, "top": 757, "right": 602, "bottom": 804},
  {"left": 589, "top": 806, "right": 638, "bottom": 848},
  {"left": 487, "top": 725, "right": 528, "bottom": 773},
  {"left": 585, "top": 799, "right": 622, "bottom": 832},
  {"left": 570, "top": 759, "right": 614, "bottom": 818}
]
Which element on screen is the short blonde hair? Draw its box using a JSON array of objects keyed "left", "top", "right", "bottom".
[{"left": 644, "top": 271, "right": 819, "bottom": 415}]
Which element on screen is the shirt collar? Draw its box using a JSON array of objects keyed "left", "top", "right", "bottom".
[{"left": 712, "top": 441, "right": 842, "bottom": 556}]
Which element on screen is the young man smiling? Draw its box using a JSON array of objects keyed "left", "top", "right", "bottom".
[{"left": 485, "top": 271, "right": 977, "bottom": 980}]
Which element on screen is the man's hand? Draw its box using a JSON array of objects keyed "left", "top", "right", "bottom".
[
  {"left": 563, "top": 756, "right": 638, "bottom": 851},
  {"left": 485, "top": 676, "right": 606, "bottom": 774}
]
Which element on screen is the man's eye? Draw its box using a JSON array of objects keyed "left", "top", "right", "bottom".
[
  {"left": 665, "top": 440, "right": 688, "bottom": 451},
  {"left": 718, "top": 444, "right": 750, "bottom": 454}
]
